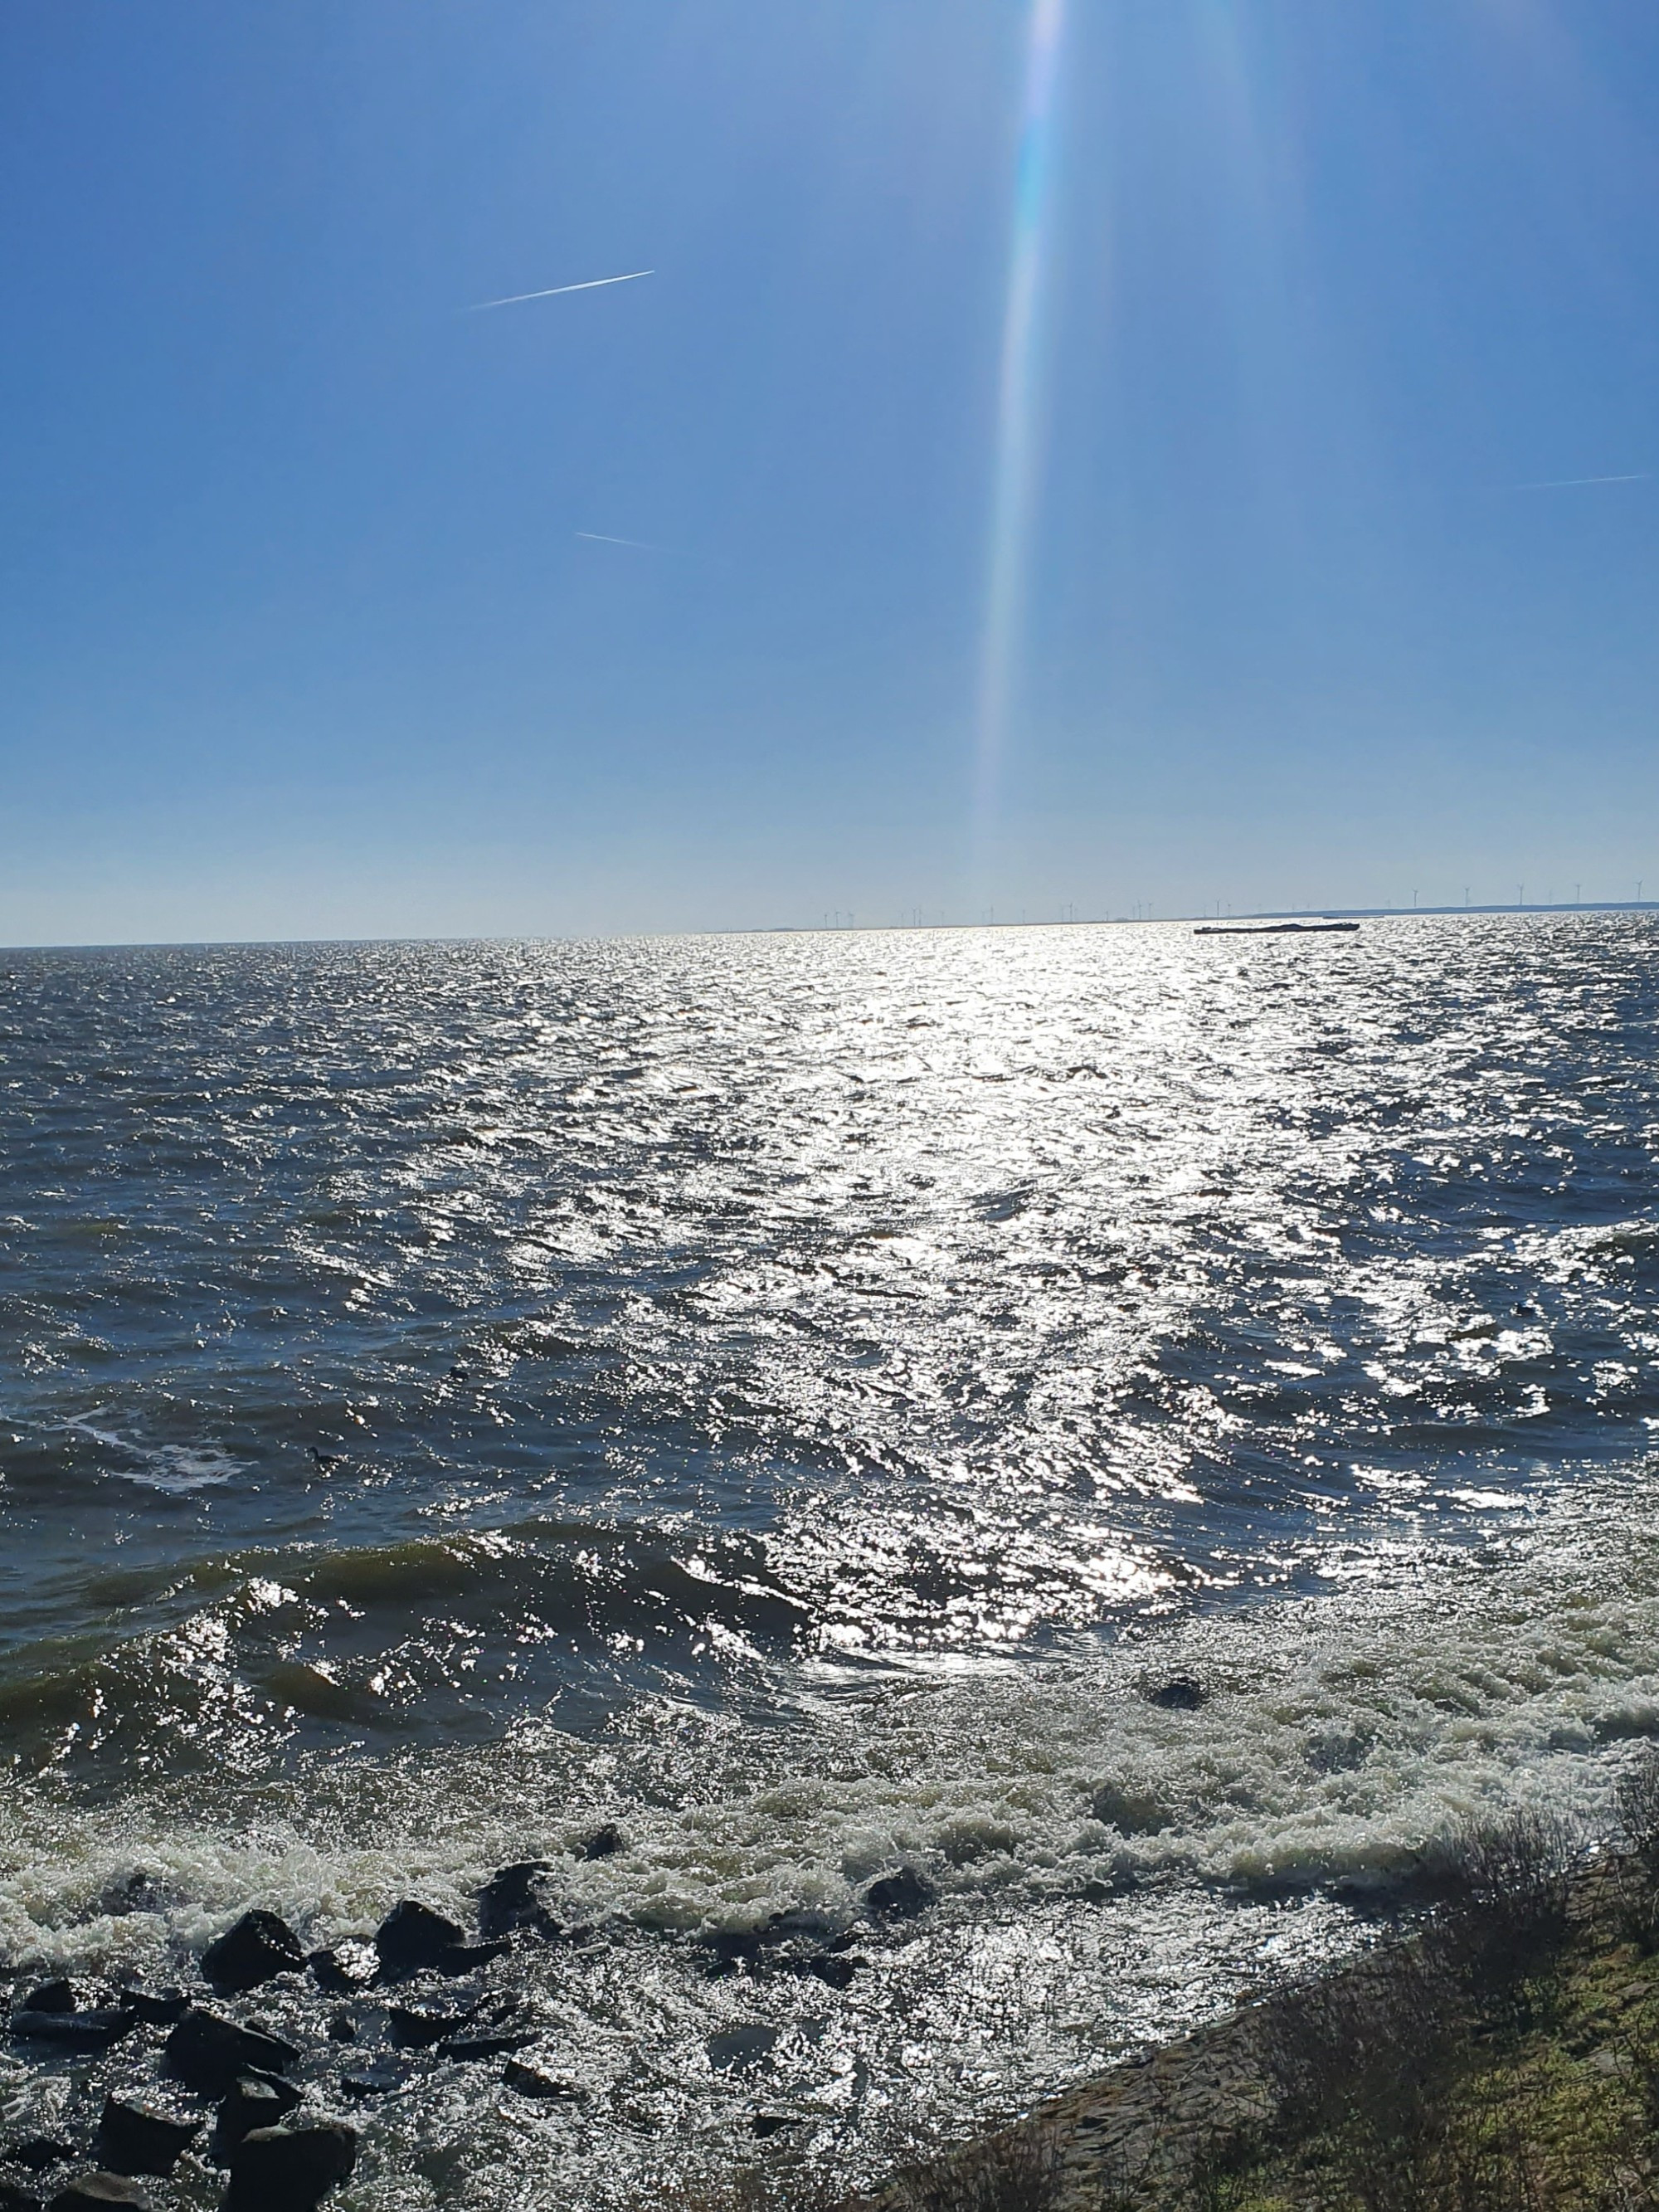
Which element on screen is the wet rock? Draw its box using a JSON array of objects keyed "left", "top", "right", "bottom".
[
  {"left": 863, "top": 1867, "right": 937, "bottom": 1920},
  {"left": 701, "top": 1908, "right": 846, "bottom": 1979},
  {"left": 45, "top": 2180, "right": 150, "bottom": 2212},
  {"left": 805, "top": 1951, "right": 864, "bottom": 1990},
  {"left": 100, "top": 1873, "right": 164, "bottom": 1919},
  {"left": 435, "top": 1942, "right": 507, "bottom": 1976},
  {"left": 9, "top": 2144, "right": 72, "bottom": 2175},
  {"left": 11, "top": 2011, "right": 134, "bottom": 2052},
  {"left": 114, "top": 1989, "right": 188, "bottom": 2028},
  {"left": 372, "top": 1901, "right": 465, "bottom": 1980},
  {"left": 475, "top": 1863, "right": 557, "bottom": 1940},
  {"left": 440, "top": 2030, "right": 537, "bottom": 2063},
  {"left": 501, "top": 2059, "right": 580, "bottom": 2100},
  {"left": 579, "top": 1824, "right": 624, "bottom": 1862},
  {"left": 22, "top": 1983, "right": 75, "bottom": 2016},
  {"left": 202, "top": 1913, "right": 304, "bottom": 1998},
  {"left": 337, "top": 2059, "right": 417, "bottom": 2102},
  {"left": 706, "top": 2024, "right": 779, "bottom": 2073},
  {"left": 1145, "top": 1677, "right": 1207, "bottom": 1712},
  {"left": 698, "top": 1928, "right": 765, "bottom": 1977},
  {"left": 387, "top": 1999, "right": 479, "bottom": 2049},
  {"left": 225, "top": 2122, "right": 356, "bottom": 2212},
  {"left": 164, "top": 2010, "right": 300, "bottom": 2098},
  {"left": 93, "top": 2098, "right": 200, "bottom": 2180},
  {"left": 0, "top": 2183, "right": 42, "bottom": 2212},
  {"left": 214, "top": 2074, "right": 302, "bottom": 2157},
  {"left": 304, "top": 1946, "right": 372, "bottom": 1996}
]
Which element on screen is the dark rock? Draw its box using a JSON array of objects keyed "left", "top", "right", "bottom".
[
  {"left": 475, "top": 1863, "right": 557, "bottom": 1940},
  {"left": 863, "top": 1867, "right": 937, "bottom": 1920},
  {"left": 163, "top": 2009, "right": 299, "bottom": 2098},
  {"left": 752, "top": 2114, "right": 800, "bottom": 2139},
  {"left": 706, "top": 2024, "right": 779, "bottom": 2073},
  {"left": 0, "top": 2183, "right": 42, "bottom": 2212},
  {"left": 1145, "top": 1676, "right": 1207, "bottom": 1711},
  {"left": 337, "top": 2059, "right": 414, "bottom": 2102},
  {"left": 45, "top": 2180, "right": 149, "bottom": 2212},
  {"left": 225, "top": 2122, "right": 356, "bottom": 2212},
  {"left": 202, "top": 1912, "right": 304, "bottom": 1998},
  {"left": 9, "top": 2144, "right": 71, "bottom": 2175},
  {"left": 22, "top": 1982, "right": 75, "bottom": 2015},
  {"left": 435, "top": 1942, "right": 506, "bottom": 1976},
  {"left": 698, "top": 1927, "right": 769, "bottom": 1971},
  {"left": 387, "top": 1999, "right": 479, "bottom": 2049},
  {"left": 11, "top": 2011, "right": 133, "bottom": 2051},
  {"left": 100, "top": 1873, "right": 163, "bottom": 1918},
  {"left": 214, "top": 2073, "right": 303, "bottom": 2156},
  {"left": 501, "top": 2059, "right": 580, "bottom": 2100},
  {"left": 440, "top": 2031, "right": 537, "bottom": 2062},
  {"left": 325, "top": 2015, "right": 356, "bottom": 2044},
  {"left": 579, "top": 1824, "right": 624, "bottom": 1862},
  {"left": 805, "top": 1951, "right": 864, "bottom": 1990},
  {"left": 372, "top": 1901, "right": 465, "bottom": 1981},
  {"left": 304, "top": 1947, "right": 372, "bottom": 1995},
  {"left": 93, "top": 2098, "right": 200, "bottom": 2180},
  {"left": 770, "top": 1907, "right": 842, "bottom": 1945},
  {"left": 114, "top": 1988, "right": 188, "bottom": 2028}
]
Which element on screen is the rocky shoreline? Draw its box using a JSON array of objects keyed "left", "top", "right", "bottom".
[
  {"left": 17, "top": 1810, "right": 1648, "bottom": 2212},
  {"left": 1, "top": 1849, "right": 946, "bottom": 2212}
]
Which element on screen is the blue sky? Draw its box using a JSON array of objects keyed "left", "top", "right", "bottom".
[{"left": 3, "top": 1, "right": 1657, "bottom": 943}]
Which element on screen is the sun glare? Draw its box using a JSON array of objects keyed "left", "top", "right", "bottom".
[{"left": 971, "top": 0, "right": 1068, "bottom": 887}]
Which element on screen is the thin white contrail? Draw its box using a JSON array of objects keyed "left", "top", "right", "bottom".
[
  {"left": 576, "top": 531, "right": 660, "bottom": 552},
  {"left": 468, "top": 270, "right": 654, "bottom": 311},
  {"left": 1515, "top": 471, "right": 1648, "bottom": 490}
]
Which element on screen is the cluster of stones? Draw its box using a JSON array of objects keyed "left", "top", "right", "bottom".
[
  {"left": 0, "top": 1893, "right": 508, "bottom": 2212},
  {"left": 2, "top": 1850, "right": 945, "bottom": 2210}
]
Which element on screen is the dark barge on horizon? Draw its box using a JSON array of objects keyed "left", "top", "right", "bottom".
[{"left": 1193, "top": 920, "right": 1362, "bottom": 936}]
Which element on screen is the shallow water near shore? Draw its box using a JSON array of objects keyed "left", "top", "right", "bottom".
[{"left": 3, "top": 917, "right": 1658, "bottom": 2201}]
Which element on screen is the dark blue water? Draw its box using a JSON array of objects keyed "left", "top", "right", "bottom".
[{"left": 2, "top": 917, "right": 1657, "bottom": 2201}]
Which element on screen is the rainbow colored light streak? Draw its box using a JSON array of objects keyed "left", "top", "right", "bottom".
[{"left": 972, "top": 0, "right": 1068, "bottom": 868}]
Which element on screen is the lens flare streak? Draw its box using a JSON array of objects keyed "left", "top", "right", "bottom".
[{"left": 972, "top": 0, "right": 1068, "bottom": 868}]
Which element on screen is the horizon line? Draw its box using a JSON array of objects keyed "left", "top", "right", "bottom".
[{"left": 7, "top": 899, "right": 1657, "bottom": 955}]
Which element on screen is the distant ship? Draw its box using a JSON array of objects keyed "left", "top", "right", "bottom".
[{"left": 1194, "top": 920, "right": 1361, "bottom": 937}]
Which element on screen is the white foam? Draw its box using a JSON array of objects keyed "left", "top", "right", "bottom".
[
  {"left": 3, "top": 1475, "right": 1657, "bottom": 2208},
  {"left": 53, "top": 1415, "right": 241, "bottom": 1491},
  {"left": 2, "top": 1474, "right": 1656, "bottom": 1968}
]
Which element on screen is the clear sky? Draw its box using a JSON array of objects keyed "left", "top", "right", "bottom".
[{"left": 3, "top": 1, "right": 1657, "bottom": 943}]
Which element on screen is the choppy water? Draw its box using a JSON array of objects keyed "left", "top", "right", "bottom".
[{"left": 2, "top": 918, "right": 1657, "bottom": 2203}]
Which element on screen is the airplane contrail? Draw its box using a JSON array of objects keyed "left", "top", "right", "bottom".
[
  {"left": 1515, "top": 471, "right": 1649, "bottom": 490},
  {"left": 576, "top": 531, "right": 661, "bottom": 552},
  {"left": 468, "top": 270, "right": 654, "bottom": 312}
]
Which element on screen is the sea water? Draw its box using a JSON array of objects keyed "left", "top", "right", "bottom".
[{"left": 2, "top": 917, "right": 1657, "bottom": 2202}]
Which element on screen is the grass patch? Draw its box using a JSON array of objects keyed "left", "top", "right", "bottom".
[{"left": 1202, "top": 1793, "right": 1659, "bottom": 2211}]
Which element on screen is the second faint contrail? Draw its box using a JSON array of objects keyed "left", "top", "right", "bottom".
[
  {"left": 576, "top": 532, "right": 660, "bottom": 552},
  {"left": 1515, "top": 471, "right": 1648, "bottom": 490},
  {"left": 468, "top": 270, "right": 654, "bottom": 312}
]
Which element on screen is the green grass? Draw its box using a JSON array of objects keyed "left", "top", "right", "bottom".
[{"left": 1169, "top": 1791, "right": 1659, "bottom": 2212}]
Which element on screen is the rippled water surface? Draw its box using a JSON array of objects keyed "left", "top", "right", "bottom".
[{"left": 2, "top": 918, "right": 1657, "bottom": 2201}]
